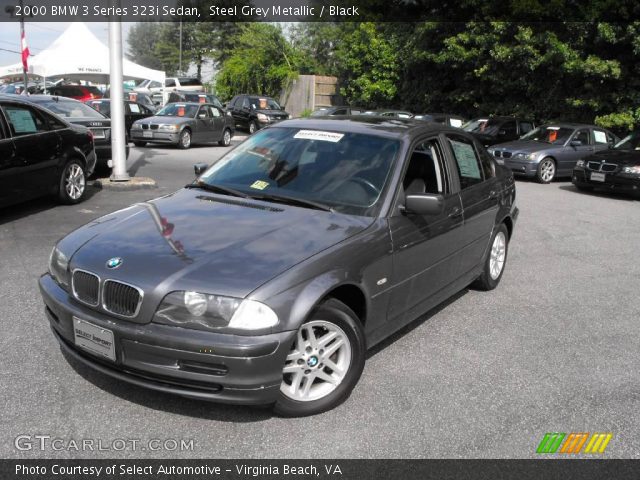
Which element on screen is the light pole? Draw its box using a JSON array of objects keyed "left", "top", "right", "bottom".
[{"left": 108, "top": 20, "right": 129, "bottom": 181}]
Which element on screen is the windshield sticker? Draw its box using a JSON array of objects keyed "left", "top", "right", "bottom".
[
  {"left": 294, "top": 130, "right": 344, "bottom": 142},
  {"left": 450, "top": 118, "right": 463, "bottom": 128},
  {"left": 547, "top": 126, "right": 560, "bottom": 130},
  {"left": 250, "top": 180, "right": 269, "bottom": 190}
]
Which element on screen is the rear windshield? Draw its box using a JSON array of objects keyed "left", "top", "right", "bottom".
[
  {"left": 34, "top": 99, "right": 106, "bottom": 119},
  {"left": 178, "top": 78, "right": 202, "bottom": 86}
]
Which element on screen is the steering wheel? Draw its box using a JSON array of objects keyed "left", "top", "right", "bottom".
[{"left": 346, "top": 177, "right": 380, "bottom": 197}]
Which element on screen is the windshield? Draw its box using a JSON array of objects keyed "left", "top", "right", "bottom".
[
  {"left": 614, "top": 131, "right": 640, "bottom": 150},
  {"left": 521, "top": 125, "right": 574, "bottom": 144},
  {"left": 156, "top": 104, "right": 198, "bottom": 117},
  {"left": 198, "top": 127, "right": 400, "bottom": 216},
  {"left": 249, "top": 97, "right": 281, "bottom": 110},
  {"left": 463, "top": 118, "right": 503, "bottom": 135},
  {"left": 35, "top": 99, "right": 105, "bottom": 119}
]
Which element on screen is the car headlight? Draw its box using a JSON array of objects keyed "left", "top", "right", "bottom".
[
  {"left": 48, "top": 246, "right": 70, "bottom": 289},
  {"left": 131, "top": 123, "right": 142, "bottom": 130},
  {"left": 257, "top": 113, "right": 269, "bottom": 122},
  {"left": 159, "top": 124, "right": 180, "bottom": 132},
  {"left": 153, "top": 291, "right": 278, "bottom": 331},
  {"left": 623, "top": 165, "right": 640, "bottom": 174},
  {"left": 226, "top": 110, "right": 232, "bottom": 117},
  {"left": 576, "top": 159, "right": 585, "bottom": 168}
]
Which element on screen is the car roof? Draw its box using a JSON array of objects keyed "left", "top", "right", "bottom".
[
  {"left": 270, "top": 117, "right": 465, "bottom": 139},
  {"left": 14, "top": 94, "right": 83, "bottom": 104},
  {"left": 537, "top": 122, "right": 600, "bottom": 129}
]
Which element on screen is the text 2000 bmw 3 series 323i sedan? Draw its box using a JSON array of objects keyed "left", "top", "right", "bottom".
[{"left": 39, "top": 118, "right": 519, "bottom": 416}]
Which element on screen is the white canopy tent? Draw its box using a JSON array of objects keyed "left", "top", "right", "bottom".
[{"left": 0, "top": 22, "right": 164, "bottom": 83}]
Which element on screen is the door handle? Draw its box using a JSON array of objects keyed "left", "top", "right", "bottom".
[{"left": 448, "top": 207, "right": 462, "bottom": 219}]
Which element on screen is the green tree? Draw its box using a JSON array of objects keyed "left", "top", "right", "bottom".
[
  {"left": 126, "top": 22, "right": 165, "bottom": 70},
  {"left": 215, "top": 23, "right": 300, "bottom": 100}
]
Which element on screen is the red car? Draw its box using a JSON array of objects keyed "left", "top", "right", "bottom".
[{"left": 47, "top": 85, "right": 103, "bottom": 102}]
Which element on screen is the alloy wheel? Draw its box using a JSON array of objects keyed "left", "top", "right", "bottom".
[
  {"left": 281, "top": 320, "right": 352, "bottom": 402},
  {"left": 181, "top": 130, "right": 191, "bottom": 148},
  {"left": 540, "top": 159, "right": 555, "bottom": 182},
  {"left": 223, "top": 129, "right": 231, "bottom": 145},
  {"left": 64, "top": 164, "right": 85, "bottom": 200},
  {"left": 489, "top": 231, "right": 506, "bottom": 280}
]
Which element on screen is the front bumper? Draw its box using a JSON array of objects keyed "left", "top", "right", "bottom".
[
  {"left": 572, "top": 168, "right": 640, "bottom": 195},
  {"left": 130, "top": 130, "right": 180, "bottom": 145},
  {"left": 500, "top": 157, "right": 538, "bottom": 177},
  {"left": 39, "top": 274, "right": 295, "bottom": 405}
]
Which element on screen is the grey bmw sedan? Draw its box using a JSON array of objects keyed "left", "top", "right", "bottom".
[
  {"left": 489, "top": 123, "right": 618, "bottom": 183},
  {"left": 130, "top": 102, "right": 234, "bottom": 149},
  {"left": 40, "top": 118, "right": 518, "bottom": 416}
]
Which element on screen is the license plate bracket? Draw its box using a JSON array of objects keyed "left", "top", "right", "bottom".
[
  {"left": 143, "top": 131, "right": 153, "bottom": 138},
  {"left": 590, "top": 172, "right": 606, "bottom": 182},
  {"left": 73, "top": 317, "right": 116, "bottom": 361}
]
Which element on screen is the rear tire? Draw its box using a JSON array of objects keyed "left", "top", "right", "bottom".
[
  {"left": 57, "top": 159, "right": 87, "bottom": 205},
  {"left": 473, "top": 223, "right": 509, "bottom": 291},
  {"left": 218, "top": 128, "right": 232, "bottom": 146},
  {"left": 133, "top": 141, "right": 146, "bottom": 147},
  {"left": 274, "top": 298, "right": 366, "bottom": 417}
]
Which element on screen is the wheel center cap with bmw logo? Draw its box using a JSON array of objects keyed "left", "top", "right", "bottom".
[
  {"left": 106, "top": 257, "right": 123, "bottom": 269},
  {"left": 307, "top": 356, "right": 319, "bottom": 367}
]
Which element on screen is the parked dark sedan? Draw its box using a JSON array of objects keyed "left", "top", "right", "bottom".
[
  {"left": 310, "top": 106, "right": 365, "bottom": 116},
  {"left": 0, "top": 94, "right": 95, "bottom": 207},
  {"left": 490, "top": 123, "right": 617, "bottom": 183},
  {"left": 167, "top": 91, "right": 224, "bottom": 109},
  {"left": 362, "top": 109, "right": 414, "bottom": 119},
  {"left": 464, "top": 116, "right": 536, "bottom": 146},
  {"left": 39, "top": 118, "right": 518, "bottom": 416},
  {"left": 572, "top": 130, "right": 640, "bottom": 197},
  {"left": 130, "top": 102, "right": 234, "bottom": 149},
  {"left": 85, "top": 99, "right": 155, "bottom": 137},
  {"left": 414, "top": 113, "right": 465, "bottom": 128},
  {"left": 227, "top": 94, "right": 290, "bottom": 134},
  {"left": 20, "top": 95, "right": 128, "bottom": 166}
]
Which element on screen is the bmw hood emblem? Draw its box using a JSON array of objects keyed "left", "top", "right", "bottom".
[{"left": 106, "top": 257, "right": 123, "bottom": 269}]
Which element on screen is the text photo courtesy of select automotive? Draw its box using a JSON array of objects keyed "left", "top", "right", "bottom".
[{"left": 0, "top": 5, "right": 639, "bottom": 472}]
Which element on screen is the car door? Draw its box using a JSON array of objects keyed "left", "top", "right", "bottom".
[
  {"left": 210, "top": 106, "right": 225, "bottom": 141},
  {"left": 444, "top": 133, "right": 500, "bottom": 276},
  {"left": 1, "top": 102, "right": 63, "bottom": 198},
  {"left": 195, "top": 105, "right": 216, "bottom": 143},
  {"left": 0, "top": 107, "right": 18, "bottom": 207},
  {"left": 387, "top": 136, "right": 465, "bottom": 324},
  {"left": 561, "top": 128, "right": 593, "bottom": 174}
]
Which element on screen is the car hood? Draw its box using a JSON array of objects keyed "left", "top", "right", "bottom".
[
  {"left": 492, "top": 140, "right": 555, "bottom": 154},
  {"left": 136, "top": 115, "right": 192, "bottom": 125},
  {"left": 582, "top": 149, "right": 640, "bottom": 165},
  {"left": 62, "top": 189, "right": 371, "bottom": 300}
]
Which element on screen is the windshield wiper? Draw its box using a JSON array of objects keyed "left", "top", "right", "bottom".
[
  {"left": 250, "top": 193, "right": 334, "bottom": 212},
  {"left": 185, "top": 181, "right": 250, "bottom": 199}
]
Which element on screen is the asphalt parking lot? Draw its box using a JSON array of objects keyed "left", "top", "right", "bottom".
[{"left": 1, "top": 140, "right": 639, "bottom": 459}]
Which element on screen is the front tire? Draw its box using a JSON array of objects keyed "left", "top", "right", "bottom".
[
  {"left": 274, "top": 298, "right": 366, "bottom": 417},
  {"left": 218, "top": 128, "right": 231, "bottom": 146},
  {"left": 248, "top": 121, "right": 257, "bottom": 135},
  {"left": 57, "top": 159, "right": 87, "bottom": 204},
  {"left": 473, "top": 223, "right": 509, "bottom": 291},
  {"left": 536, "top": 157, "right": 556, "bottom": 183},
  {"left": 178, "top": 129, "right": 191, "bottom": 149}
]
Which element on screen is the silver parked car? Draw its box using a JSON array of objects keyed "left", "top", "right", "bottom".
[
  {"left": 489, "top": 123, "right": 618, "bottom": 183},
  {"left": 130, "top": 102, "right": 235, "bottom": 149}
]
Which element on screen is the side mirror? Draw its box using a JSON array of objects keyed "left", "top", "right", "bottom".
[
  {"left": 193, "top": 163, "right": 208, "bottom": 176},
  {"left": 404, "top": 194, "right": 444, "bottom": 216},
  {"left": 570, "top": 140, "right": 582, "bottom": 147}
]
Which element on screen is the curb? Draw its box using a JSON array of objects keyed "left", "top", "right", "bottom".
[{"left": 90, "top": 177, "right": 158, "bottom": 190}]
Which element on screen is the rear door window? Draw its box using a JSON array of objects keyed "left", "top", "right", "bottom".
[
  {"left": 520, "top": 121, "right": 534, "bottom": 134},
  {"left": 446, "top": 135, "right": 484, "bottom": 189}
]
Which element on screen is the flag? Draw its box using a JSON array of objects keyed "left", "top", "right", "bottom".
[{"left": 21, "top": 29, "right": 30, "bottom": 71}]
